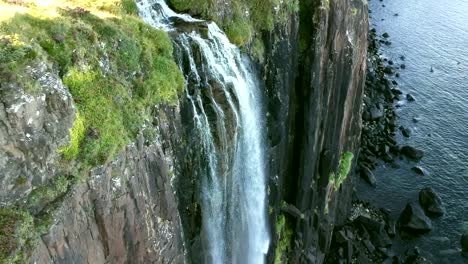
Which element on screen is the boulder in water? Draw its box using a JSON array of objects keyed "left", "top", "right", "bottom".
[
  {"left": 419, "top": 187, "right": 445, "bottom": 216},
  {"left": 360, "top": 166, "right": 376, "bottom": 186},
  {"left": 400, "top": 127, "right": 412, "bottom": 137},
  {"left": 401, "top": 146, "right": 424, "bottom": 160},
  {"left": 412, "top": 166, "right": 429, "bottom": 176},
  {"left": 399, "top": 203, "right": 432, "bottom": 233},
  {"left": 461, "top": 234, "right": 468, "bottom": 258}
]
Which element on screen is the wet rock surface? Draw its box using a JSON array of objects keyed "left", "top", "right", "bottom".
[
  {"left": 419, "top": 187, "right": 445, "bottom": 216},
  {"left": 401, "top": 146, "right": 424, "bottom": 160},
  {"left": 461, "top": 234, "right": 468, "bottom": 258},
  {"left": 399, "top": 203, "right": 432, "bottom": 233}
]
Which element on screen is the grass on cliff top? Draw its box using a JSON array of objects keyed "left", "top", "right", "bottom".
[
  {"left": 168, "top": 0, "right": 299, "bottom": 47},
  {"left": 0, "top": 0, "right": 184, "bottom": 166}
]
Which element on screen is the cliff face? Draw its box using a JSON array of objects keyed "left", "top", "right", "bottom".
[
  {"left": 29, "top": 107, "right": 185, "bottom": 264},
  {"left": 0, "top": 0, "right": 367, "bottom": 263}
]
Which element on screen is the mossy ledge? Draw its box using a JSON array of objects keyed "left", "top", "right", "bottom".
[
  {"left": 0, "top": 0, "right": 184, "bottom": 262},
  {"left": 274, "top": 213, "right": 293, "bottom": 264},
  {"left": 329, "top": 152, "right": 354, "bottom": 191},
  {"left": 167, "top": 0, "right": 299, "bottom": 48},
  {"left": 0, "top": 0, "right": 184, "bottom": 166}
]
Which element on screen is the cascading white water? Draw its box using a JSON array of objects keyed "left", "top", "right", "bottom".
[{"left": 137, "top": 1, "right": 270, "bottom": 263}]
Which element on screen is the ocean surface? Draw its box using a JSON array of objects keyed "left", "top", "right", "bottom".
[{"left": 356, "top": 0, "right": 468, "bottom": 262}]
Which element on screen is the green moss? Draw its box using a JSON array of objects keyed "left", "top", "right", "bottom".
[
  {"left": 251, "top": 38, "right": 265, "bottom": 63},
  {"left": 14, "top": 176, "right": 27, "bottom": 186},
  {"left": 329, "top": 152, "right": 354, "bottom": 190},
  {"left": 27, "top": 175, "right": 72, "bottom": 208},
  {"left": 0, "top": 209, "right": 34, "bottom": 264},
  {"left": 275, "top": 214, "right": 293, "bottom": 264},
  {"left": 1, "top": 0, "right": 184, "bottom": 166},
  {"left": 168, "top": 0, "right": 298, "bottom": 47},
  {"left": 58, "top": 113, "right": 86, "bottom": 160}
]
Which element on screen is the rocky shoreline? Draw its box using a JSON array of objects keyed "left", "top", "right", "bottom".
[{"left": 324, "top": 11, "right": 461, "bottom": 263}]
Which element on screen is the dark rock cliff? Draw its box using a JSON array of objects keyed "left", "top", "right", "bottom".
[
  {"left": 261, "top": 0, "right": 368, "bottom": 262},
  {"left": 0, "top": 0, "right": 367, "bottom": 263}
]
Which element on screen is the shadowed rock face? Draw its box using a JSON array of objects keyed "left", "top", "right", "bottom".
[{"left": 279, "top": 0, "right": 368, "bottom": 262}]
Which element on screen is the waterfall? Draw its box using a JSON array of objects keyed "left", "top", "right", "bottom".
[{"left": 137, "top": 1, "right": 270, "bottom": 263}]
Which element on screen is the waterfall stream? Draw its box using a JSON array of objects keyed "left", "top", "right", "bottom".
[{"left": 137, "top": 1, "right": 270, "bottom": 263}]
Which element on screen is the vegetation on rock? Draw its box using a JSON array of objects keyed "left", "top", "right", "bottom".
[
  {"left": 0, "top": 0, "right": 184, "bottom": 166},
  {"left": 330, "top": 152, "right": 354, "bottom": 190},
  {"left": 275, "top": 213, "right": 293, "bottom": 264},
  {"left": 168, "top": 0, "right": 299, "bottom": 47},
  {"left": 0, "top": 0, "right": 184, "bottom": 261}
]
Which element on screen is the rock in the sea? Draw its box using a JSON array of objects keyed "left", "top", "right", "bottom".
[
  {"left": 360, "top": 166, "right": 377, "bottom": 186},
  {"left": 354, "top": 216, "right": 392, "bottom": 247},
  {"left": 401, "top": 146, "right": 424, "bottom": 160},
  {"left": 399, "top": 203, "right": 432, "bottom": 233},
  {"left": 419, "top": 187, "right": 445, "bottom": 216},
  {"left": 391, "top": 88, "right": 403, "bottom": 95},
  {"left": 383, "top": 66, "right": 394, "bottom": 74},
  {"left": 407, "top": 94, "right": 416, "bottom": 101},
  {"left": 461, "top": 234, "right": 468, "bottom": 258},
  {"left": 413, "top": 117, "right": 421, "bottom": 123},
  {"left": 401, "top": 127, "right": 412, "bottom": 137},
  {"left": 412, "top": 166, "right": 429, "bottom": 176},
  {"left": 400, "top": 64, "right": 406, "bottom": 69},
  {"left": 382, "top": 32, "right": 390, "bottom": 38}
]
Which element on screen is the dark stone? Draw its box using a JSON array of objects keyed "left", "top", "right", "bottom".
[
  {"left": 396, "top": 73, "right": 400, "bottom": 78},
  {"left": 383, "top": 66, "right": 394, "bottom": 74},
  {"left": 461, "top": 234, "right": 468, "bottom": 257},
  {"left": 382, "top": 32, "right": 390, "bottom": 38},
  {"left": 400, "top": 55, "right": 406, "bottom": 60},
  {"left": 411, "top": 166, "right": 429, "bottom": 176},
  {"left": 400, "top": 64, "right": 406, "bottom": 69},
  {"left": 335, "top": 230, "right": 348, "bottom": 244},
  {"left": 382, "top": 154, "right": 393, "bottom": 163},
  {"left": 401, "top": 128, "right": 411, "bottom": 137},
  {"left": 360, "top": 166, "right": 376, "bottom": 186},
  {"left": 419, "top": 187, "right": 445, "bottom": 216},
  {"left": 392, "top": 88, "right": 403, "bottom": 95},
  {"left": 392, "top": 80, "right": 398, "bottom": 85},
  {"left": 388, "top": 60, "right": 394, "bottom": 65},
  {"left": 398, "top": 203, "right": 432, "bottom": 233},
  {"left": 386, "top": 219, "right": 396, "bottom": 237},
  {"left": 362, "top": 110, "right": 371, "bottom": 121},
  {"left": 358, "top": 254, "right": 374, "bottom": 264},
  {"left": 370, "top": 106, "right": 384, "bottom": 120},
  {"left": 394, "top": 13, "right": 399, "bottom": 16},
  {"left": 400, "top": 146, "right": 424, "bottom": 160},
  {"left": 355, "top": 216, "right": 391, "bottom": 247},
  {"left": 406, "top": 94, "right": 415, "bottom": 101},
  {"left": 363, "top": 239, "right": 375, "bottom": 253}
]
